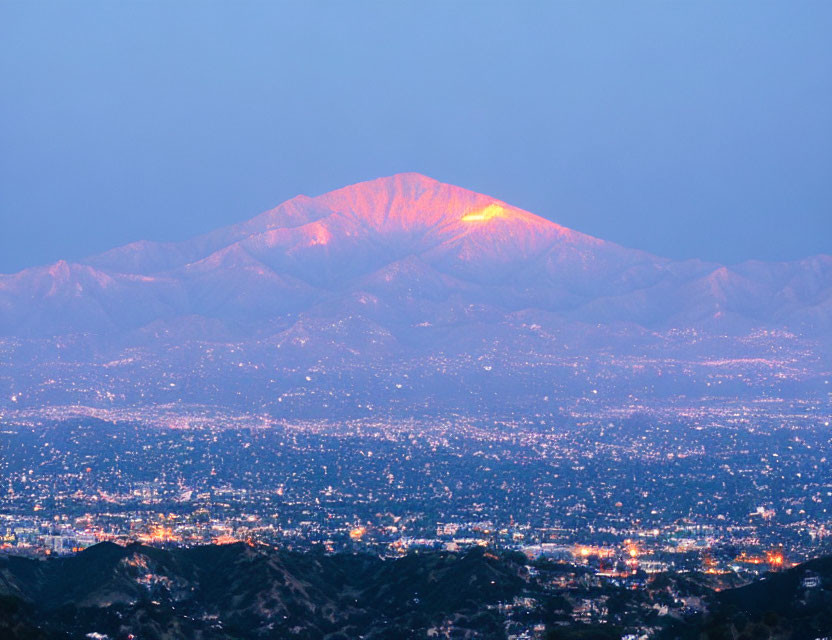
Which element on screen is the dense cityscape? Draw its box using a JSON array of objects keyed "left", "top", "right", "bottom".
[
  {"left": 2, "top": 398, "right": 830, "bottom": 564},
  {"left": 1, "top": 397, "right": 830, "bottom": 638},
  {"left": 2, "top": 331, "right": 830, "bottom": 638}
]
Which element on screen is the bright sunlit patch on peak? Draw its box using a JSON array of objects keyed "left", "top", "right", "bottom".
[{"left": 461, "top": 203, "right": 509, "bottom": 222}]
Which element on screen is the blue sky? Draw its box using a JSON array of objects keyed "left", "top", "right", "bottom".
[{"left": 1, "top": 1, "right": 830, "bottom": 272}]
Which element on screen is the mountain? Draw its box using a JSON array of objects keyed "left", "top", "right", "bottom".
[
  {"left": 0, "top": 173, "right": 829, "bottom": 412},
  {"left": 3, "top": 172, "right": 830, "bottom": 338}
]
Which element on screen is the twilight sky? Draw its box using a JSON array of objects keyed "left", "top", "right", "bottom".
[{"left": 1, "top": 1, "right": 830, "bottom": 273}]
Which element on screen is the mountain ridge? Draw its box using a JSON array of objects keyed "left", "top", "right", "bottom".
[
  {"left": 77, "top": 173, "right": 598, "bottom": 278},
  {"left": 3, "top": 542, "right": 832, "bottom": 640},
  {"left": 2, "top": 173, "right": 829, "bottom": 339},
  {"left": 0, "top": 173, "right": 829, "bottom": 413}
]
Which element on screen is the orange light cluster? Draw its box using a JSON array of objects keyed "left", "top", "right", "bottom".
[
  {"left": 766, "top": 550, "right": 785, "bottom": 567},
  {"left": 137, "top": 526, "right": 179, "bottom": 544},
  {"left": 734, "top": 550, "right": 787, "bottom": 569},
  {"left": 574, "top": 545, "right": 614, "bottom": 559},
  {"left": 733, "top": 551, "right": 765, "bottom": 565}
]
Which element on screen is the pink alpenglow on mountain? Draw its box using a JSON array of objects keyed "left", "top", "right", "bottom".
[{"left": 0, "top": 173, "right": 830, "bottom": 341}]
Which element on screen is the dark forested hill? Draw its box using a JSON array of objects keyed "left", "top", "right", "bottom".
[
  {"left": 0, "top": 542, "right": 526, "bottom": 639},
  {"left": 3, "top": 542, "right": 832, "bottom": 640}
]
